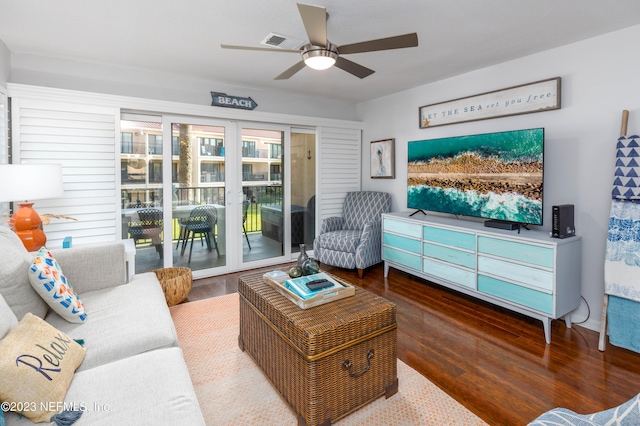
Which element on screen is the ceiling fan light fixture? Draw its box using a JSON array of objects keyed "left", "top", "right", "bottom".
[{"left": 302, "top": 44, "right": 338, "bottom": 70}]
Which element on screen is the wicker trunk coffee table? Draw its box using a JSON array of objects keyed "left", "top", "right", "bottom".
[{"left": 238, "top": 271, "right": 398, "bottom": 426}]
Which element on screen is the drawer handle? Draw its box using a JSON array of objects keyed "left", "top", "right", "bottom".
[{"left": 343, "top": 349, "right": 374, "bottom": 377}]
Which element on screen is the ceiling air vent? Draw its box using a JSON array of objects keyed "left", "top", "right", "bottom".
[{"left": 260, "top": 33, "right": 305, "bottom": 50}]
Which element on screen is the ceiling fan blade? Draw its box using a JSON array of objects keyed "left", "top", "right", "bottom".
[
  {"left": 337, "top": 33, "right": 418, "bottom": 54},
  {"left": 275, "top": 61, "right": 307, "bottom": 80},
  {"left": 221, "top": 44, "right": 301, "bottom": 53},
  {"left": 334, "top": 57, "right": 375, "bottom": 79},
  {"left": 297, "top": 3, "right": 327, "bottom": 47}
]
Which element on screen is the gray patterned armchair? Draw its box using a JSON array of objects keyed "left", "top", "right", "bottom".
[{"left": 314, "top": 191, "right": 391, "bottom": 278}]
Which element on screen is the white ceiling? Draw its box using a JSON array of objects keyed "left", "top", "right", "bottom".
[{"left": 1, "top": 1, "right": 640, "bottom": 104}]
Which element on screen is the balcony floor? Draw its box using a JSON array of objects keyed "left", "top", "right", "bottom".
[{"left": 134, "top": 232, "right": 306, "bottom": 274}]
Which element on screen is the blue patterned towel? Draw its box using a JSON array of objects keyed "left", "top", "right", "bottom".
[
  {"left": 612, "top": 135, "right": 640, "bottom": 200},
  {"left": 605, "top": 135, "right": 640, "bottom": 302},
  {"left": 605, "top": 199, "right": 640, "bottom": 301}
]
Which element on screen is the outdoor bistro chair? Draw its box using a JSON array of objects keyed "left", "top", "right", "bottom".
[
  {"left": 128, "top": 208, "right": 163, "bottom": 259},
  {"left": 178, "top": 205, "right": 219, "bottom": 263}
]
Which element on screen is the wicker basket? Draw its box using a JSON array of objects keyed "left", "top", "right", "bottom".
[
  {"left": 238, "top": 272, "right": 397, "bottom": 426},
  {"left": 153, "top": 267, "right": 192, "bottom": 306}
]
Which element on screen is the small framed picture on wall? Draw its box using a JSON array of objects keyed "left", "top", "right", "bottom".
[{"left": 370, "top": 138, "right": 395, "bottom": 179}]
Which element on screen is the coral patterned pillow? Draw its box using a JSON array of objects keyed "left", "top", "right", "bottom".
[{"left": 28, "top": 248, "right": 88, "bottom": 323}]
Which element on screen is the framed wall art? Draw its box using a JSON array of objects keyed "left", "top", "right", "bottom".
[
  {"left": 370, "top": 138, "right": 395, "bottom": 179},
  {"left": 419, "top": 77, "right": 561, "bottom": 128}
]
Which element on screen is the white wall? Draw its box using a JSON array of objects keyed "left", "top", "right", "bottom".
[
  {"left": 358, "top": 24, "right": 640, "bottom": 332},
  {"left": 0, "top": 39, "right": 9, "bottom": 87},
  {"left": 8, "top": 53, "right": 359, "bottom": 121}
]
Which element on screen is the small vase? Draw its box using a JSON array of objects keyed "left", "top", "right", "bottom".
[
  {"left": 302, "top": 258, "right": 320, "bottom": 276},
  {"left": 297, "top": 244, "right": 309, "bottom": 269}
]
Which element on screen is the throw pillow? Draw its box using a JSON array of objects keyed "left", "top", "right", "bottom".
[
  {"left": 28, "top": 248, "right": 88, "bottom": 324},
  {"left": 0, "top": 294, "right": 18, "bottom": 339},
  {"left": 0, "top": 313, "right": 86, "bottom": 423}
]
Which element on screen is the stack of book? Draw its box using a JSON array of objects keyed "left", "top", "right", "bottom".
[
  {"left": 263, "top": 270, "right": 355, "bottom": 309},
  {"left": 284, "top": 273, "right": 344, "bottom": 300}
]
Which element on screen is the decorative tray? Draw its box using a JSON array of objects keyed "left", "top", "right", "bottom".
[{"left": 262, "top": 270, "right": 355, "bottom": 309}]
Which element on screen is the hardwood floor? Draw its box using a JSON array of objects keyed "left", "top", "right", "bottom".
[{"left": 188, "top": 262, "right": 640, "bottom": 426}]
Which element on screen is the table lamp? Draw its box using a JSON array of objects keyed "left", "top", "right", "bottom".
[{"left": 0, "top": 164, "right": 64, "bottom": 251}]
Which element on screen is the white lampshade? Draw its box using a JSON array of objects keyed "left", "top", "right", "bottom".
[{"left": 0, "top": 164, "right": 64, "bottom": 203}]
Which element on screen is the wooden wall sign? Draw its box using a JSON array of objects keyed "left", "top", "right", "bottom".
[
  {"left": 211, "top": 92, "right": 258, "bottom": 110},
  {"left": 419, "top": 77, "right": 561, "bottom": 128}
]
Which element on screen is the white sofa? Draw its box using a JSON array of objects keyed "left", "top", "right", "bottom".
[{"left": 0, "top": 227, "right": 205, "bottom": 425}]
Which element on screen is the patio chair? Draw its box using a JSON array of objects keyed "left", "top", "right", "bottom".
[
  {"left": 128, "top": 208, "right": 163, "bottom": 259},
  {"left": 314, "top": 191, "right": 391, "bottom": 278},
  {"left": 178, "top": 205, "right": 219, "bottom": 263},
  {"left": 242, "top": 200, "right": 252, "bottom": 249}
]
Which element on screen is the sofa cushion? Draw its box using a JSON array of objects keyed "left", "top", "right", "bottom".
[
  {"left": 28, "top": 247, "right": 88, "bottom": 324},
  {"left": 0, "top": 227, "right": 48, "bottom": 319},
  {"left": 0, "top": 294, "right": 18, "bottom": 339},
  {"left": 0, "top": 313, "right": 86, "bottom": 423},
  {"left": 45, "top": 272, "right": 178, "bottom": 371},
  {"left": 4, "top": 347, "right": 205, "bottom": 426}
]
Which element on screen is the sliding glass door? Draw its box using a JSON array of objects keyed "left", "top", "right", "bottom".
[
  {"left": 291, "top": 129, "right": 316, "bottom": 255},
  {"left": 169, "top": 120, "right": 228, "bottom": 273},
  {"left": 120, "top": 115, "right": 310, "bottom": 276},
  {"left": 120, "top": 116, "right": 166, "bottom": 273},
  {"left": 240, "top": 126, "right": 288, "bottom": 267}
]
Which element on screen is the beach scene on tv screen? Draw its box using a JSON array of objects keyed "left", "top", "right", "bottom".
[{"left": 407, "top": 128, "right": 544, "bottom": 225}]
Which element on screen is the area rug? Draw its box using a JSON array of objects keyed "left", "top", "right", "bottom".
[{"left": 170, "top": 293, "right": 487, "bottom": 425}]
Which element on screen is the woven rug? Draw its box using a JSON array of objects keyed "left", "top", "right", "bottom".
[{"left": 170, "top": 293, "right": 487, "bottom": 425}]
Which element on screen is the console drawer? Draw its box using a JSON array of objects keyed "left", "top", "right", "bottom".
[
  {"left": 478, "top": 236, "right": 553, "bottom": 268},
  {"left": 384, "top": 218, "right": 422, "bottom": 238},
  {"left": 423, "top": 243, "right": 475, "bottom": 269},
  {"left": 423, "top": 258, "right": 475, "bottom": 289},
  {"left": 384, "top": 246, "right": 421, "bottom": 271},
  {"left": 478, "top": 256, "right": 552, "bottom": 291},
  {"left": 384, "top": 233, "right": 421, "bottom": 254},
  {"left": 478, "top": 274, "right": 553, "bottom": 314},
  {"left": 423, "top": 225, "right": 476, "bottom": 250}
]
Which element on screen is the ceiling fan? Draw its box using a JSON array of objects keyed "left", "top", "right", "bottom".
[{"left": 221, "top": 3, "right": 419, "bottom": 80}]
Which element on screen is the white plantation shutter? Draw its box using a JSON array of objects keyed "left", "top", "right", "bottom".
[
  {"left": 0, "top": 89, "right": 9, "bottom": 222},
  {"left": 318, "top": 127, "right": 361, "bottom": 220},
  {"left": 12, "top": 99, "right": 119, "bottom": 248}
]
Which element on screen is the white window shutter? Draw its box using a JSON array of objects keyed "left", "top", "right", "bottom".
[
  {"left": 0, "top": 89, "right": 9, "bottom": 221},
  {"left": 12, "top": 98, "right": 119, "bottom": 248},
  {"left": 318, "top": 127, "right": 361, "bottom": 220}
]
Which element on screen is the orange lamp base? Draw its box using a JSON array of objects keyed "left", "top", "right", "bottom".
[{"left": 10, "top": 202, "right": 46, "bottom": 252}]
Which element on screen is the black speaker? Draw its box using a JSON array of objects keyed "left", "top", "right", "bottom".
[{"left": 552, "top": 204, "right": 575, "bottom": 238}]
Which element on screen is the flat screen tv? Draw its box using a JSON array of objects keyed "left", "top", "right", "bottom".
[{"left": 407, "top": 128, "right": 544, "bottom": 226}]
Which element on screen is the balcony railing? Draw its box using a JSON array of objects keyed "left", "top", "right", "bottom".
[{"left": 121, "top": 184, "right": 284, "bottom": 234}]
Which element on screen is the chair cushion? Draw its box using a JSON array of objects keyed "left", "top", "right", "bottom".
[
  {"left": 315, "top": 230, "right": 361, "bottom": 253},
  {"left": 28, "top": 247, "right": 88, "bottom": 324},
  {"left": 0, "top": 227, "right": 48, "bottom": 320},
  {"left": 0, "top": 313, "right": 86, "bottom": 423}
]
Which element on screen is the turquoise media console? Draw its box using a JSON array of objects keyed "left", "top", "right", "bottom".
[{"left": 382, "top": 212, "right": 582, "bottom": 343}]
